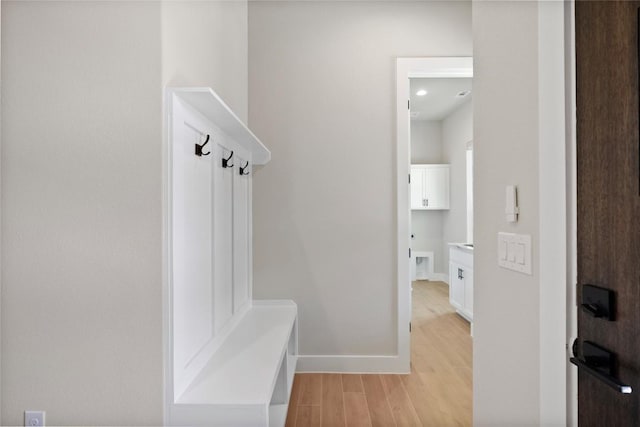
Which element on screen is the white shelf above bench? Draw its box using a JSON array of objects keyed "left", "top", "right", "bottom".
[{"left": 168, "top": 87, "right": 271, "bottom": 164}]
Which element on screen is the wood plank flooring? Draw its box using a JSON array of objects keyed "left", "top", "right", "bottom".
[{"left": 285, "top": 281, "right": 472, "bottom": 426}]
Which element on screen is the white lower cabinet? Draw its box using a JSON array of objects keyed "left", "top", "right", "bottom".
[
  {"left": 449, "top": 262, "right": 465, "bottom": 311},
  {"left": 448, "top": 245, "right": 473, "bottom": 323}
]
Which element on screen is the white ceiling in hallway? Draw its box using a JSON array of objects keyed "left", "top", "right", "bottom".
[{"left": 410, "top": 78, "right": 472, "bottom": 121}]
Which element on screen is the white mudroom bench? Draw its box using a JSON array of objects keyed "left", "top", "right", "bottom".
[{"left": 164, "top": 88, "right": 297, "bottom": 426}]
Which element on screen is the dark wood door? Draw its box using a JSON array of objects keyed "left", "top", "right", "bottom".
[{"left": 576, "top": 1, "right": 640, "bottom": 425}]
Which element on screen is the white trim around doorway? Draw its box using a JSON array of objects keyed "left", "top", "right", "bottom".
[{"left": 395, "top": 57, "right": 473, "bottom": 374}]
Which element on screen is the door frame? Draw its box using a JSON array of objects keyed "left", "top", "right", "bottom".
[
  {"left": 395, "top": 57, "right": 473, "bottom": 372},
  {"left": 565, "top": 3, "right": 578, "bottom": 424},
  {"left": 538, "top": 1, "right": 580, "bottom": 424}
]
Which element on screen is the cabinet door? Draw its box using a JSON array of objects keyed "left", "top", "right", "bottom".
[
  {"left": 464, "top": 268, "right": 473, "bottom": 319},
  {"left": 424, "top": 166, "right": 450, "bottom": 209},
  {"left": 449, "top": 262, "right": 465, "bottom": 310},
  {"left": 410, "top": 166, "right": 425, "bottom": 210}
]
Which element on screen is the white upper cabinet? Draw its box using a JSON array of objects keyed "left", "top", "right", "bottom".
[
  {"left": 410, "top": 164, "right": 450, "bottom": 210},
  {"left": 410, "top": 167, "right": 426, "bottom": 210}
]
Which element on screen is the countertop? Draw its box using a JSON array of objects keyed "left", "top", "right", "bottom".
[{"left": 448, "top": 242, "right": 474, "bottom": 252}]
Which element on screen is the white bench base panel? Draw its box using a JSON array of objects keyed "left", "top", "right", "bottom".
[{"left": 169, "top": 300, "right": 298, "bottom": 427}]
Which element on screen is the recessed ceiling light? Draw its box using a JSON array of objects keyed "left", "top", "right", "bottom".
[
  {"left": 416, "top": 89, "right": 428, "bottom": 96},
  {"left": 456, "top": 90, "right": 471, "bottom": 98}
]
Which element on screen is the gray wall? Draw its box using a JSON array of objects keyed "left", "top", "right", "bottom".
[
  {"left": 411, "top": 120, "right": 445, "bottom": 274},
  {"left": 1, "top": 1, "right": 248, "bottom": 424},
  {"left": 249, "top": 1, "right": 472, "bottom": 357},
  {"left": 442, "top": 100, "right": 472, "bottom": 268},
  {"left": 473, "top": 2, "right": 541, "bottom": 424}
]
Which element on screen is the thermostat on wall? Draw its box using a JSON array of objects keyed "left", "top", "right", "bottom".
[{"left": 506, "top": 185, "right": 519, "bottom": 223}]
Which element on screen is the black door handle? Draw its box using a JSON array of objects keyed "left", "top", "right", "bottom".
[
  {"left": 570, "top": 340, "right": 632, "bottom": 394},
  {"left": 570, "top": 357, "right": 632, "bottom": 394}
]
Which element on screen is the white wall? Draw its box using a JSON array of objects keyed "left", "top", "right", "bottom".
[
  {"left": 411, "top": 120, "right": 442, "bottom": 164},
  {"left": 442, "top": 100, "right": 472, "bottom": 268},
  {"left": 473, "top": 4, "right": 568, "bottom": 423},
  {"left": 473, "top": 2, "right": 543, "bottom": 424},
  {"left": 0, "top": 3, "right": 3, "bottom": 419},
  {"left": 249, "top": 1, "right": 471, "bottom": 363},
  {"left": 2, "top": 3, "right": 163, "bottom": 424},
  {"left": 162, "top": 0, "right": 248, "bottom": 122},
  {"left": 1, "top": 1, "right": 248, "bottom": 425},
  {"left": 538, "top": 1, "right": 568, "bottom": 424},
  {"left": 411, "top": 120, "right": 445, "bottom": 274},
  {"left": 411, "top": 211, "right": 444, "bottom": 273}
]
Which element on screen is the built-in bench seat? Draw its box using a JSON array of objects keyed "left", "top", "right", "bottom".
[{"left": 170, "top": 300, "right": 298, "bottom": 427}]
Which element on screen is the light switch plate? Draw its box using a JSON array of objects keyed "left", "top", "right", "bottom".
[{"left": 498, "top": 232, "right": 532, "bottom": 275}]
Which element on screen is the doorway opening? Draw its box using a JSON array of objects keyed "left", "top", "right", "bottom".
[{"left": 396, "top": 57, "right": 473, "bottom": 422}]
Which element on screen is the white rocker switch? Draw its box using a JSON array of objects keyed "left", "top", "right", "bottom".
[
  {"left": 498, "top": 238, "right": 508, "bottom": 260},
  {"left": 507, "top": 242, "right": 517, "bottom": 262},
  {"left": 515, "top": 244, "right": 526, "bottom": 265},
  {"left": 498, "top": 232, "right": 532, "bottom": 275}
]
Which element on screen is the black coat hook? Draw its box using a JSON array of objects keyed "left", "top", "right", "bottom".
[
  {"left": 239, "top": 161, "right": 250, "bottom": 176},
  {"left": 222, "top": 150, "right": 234, "bottom": 168},
  {"left": 195, "top": 134, "right": 211, "bottom": 157}
]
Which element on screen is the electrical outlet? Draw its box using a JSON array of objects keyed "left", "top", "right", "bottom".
[{"left": 25, "top": 411, "right": 45, "bottom": 427}]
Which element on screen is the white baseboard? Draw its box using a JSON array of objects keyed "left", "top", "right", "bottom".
[
  {"left": 296, "top": 355, "right": 408, "bottom": 374},
  {"left": 430, "top": 273, "right": 449, "bottom": 283}
]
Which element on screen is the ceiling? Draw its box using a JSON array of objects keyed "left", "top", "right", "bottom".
[{"left": 410, "top": 78, "right": 472, "bottom": 121}]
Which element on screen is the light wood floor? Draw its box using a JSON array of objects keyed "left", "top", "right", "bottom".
[{"left": 285, "top": 281, "right": 472, "bottom": 426}]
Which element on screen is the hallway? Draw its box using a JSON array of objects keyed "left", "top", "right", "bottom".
[{"left": 285, "top": 281, "right": 472, "bottom": 426}]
